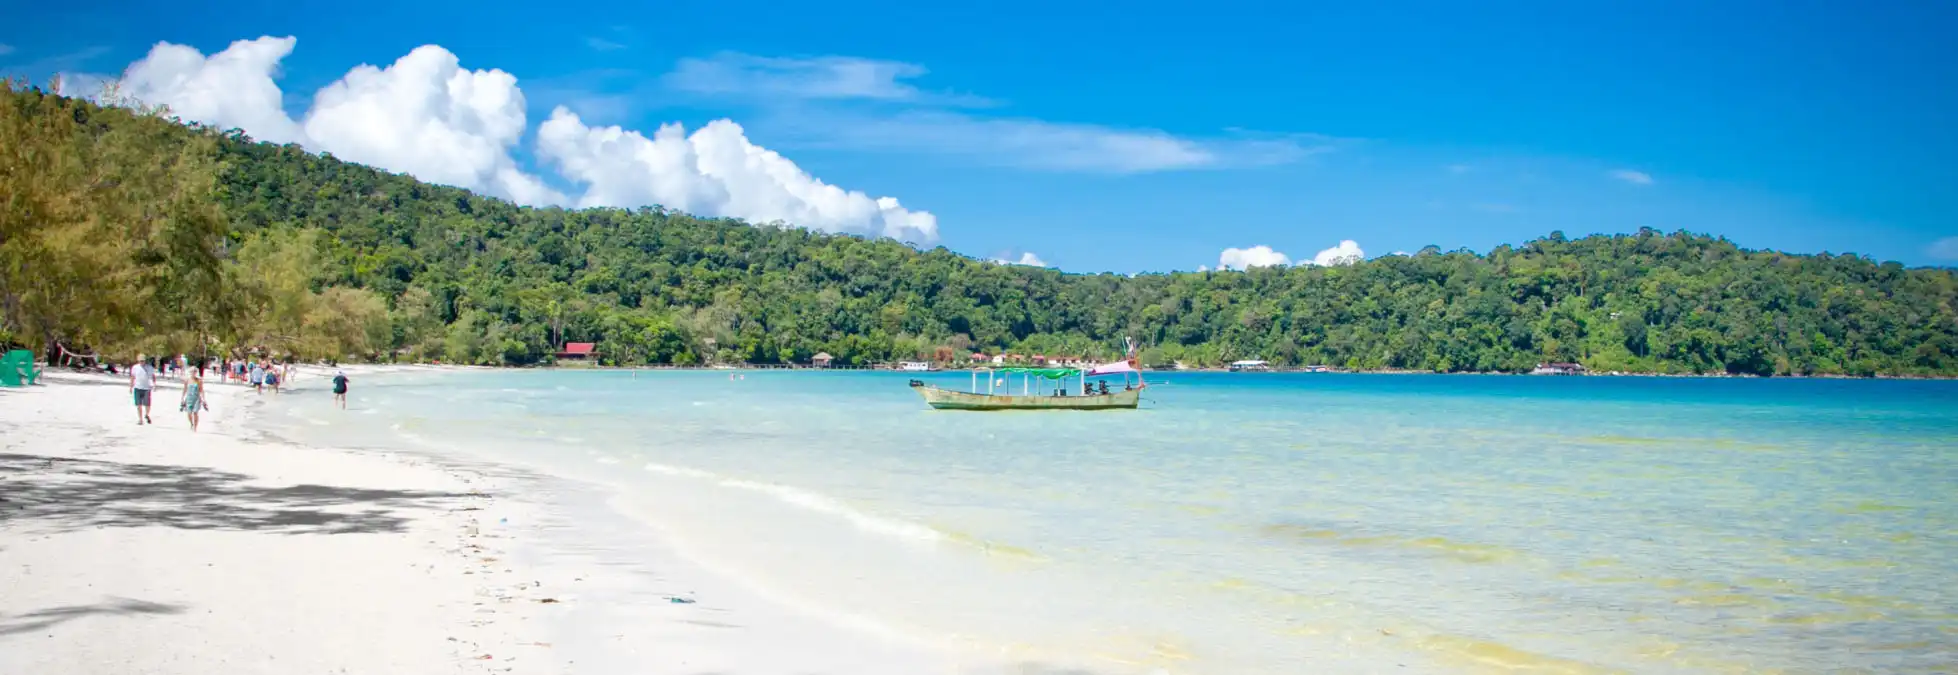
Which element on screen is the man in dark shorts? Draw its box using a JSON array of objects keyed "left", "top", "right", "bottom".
[
  {"left": 332, "top": 370, "right": 349, "bottom": 409},
  {"left": 129, "top": 354, "right": 155, "bottom": 424}
]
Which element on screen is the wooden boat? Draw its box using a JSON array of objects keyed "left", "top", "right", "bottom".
[
  {"left": 911, "top": 382, "right": 1142, "bottom": 410},
  {"left": 910, "top": 342, "right": 1148, "bottom": 411}
]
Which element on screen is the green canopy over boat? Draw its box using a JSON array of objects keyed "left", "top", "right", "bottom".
[{"left": 988, "top": 367, "right": 1082, "bottom": 379}]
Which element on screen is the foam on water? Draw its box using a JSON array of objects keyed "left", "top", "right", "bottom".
[
  {"left": 642, "top": 461, "right": 715, "bottom": 479},
  {"left": 256, "top": 370, "right": 1958, "bottom": 673},
  {"left": 640, "top": 461, "right": 945, "bottom": 543},
  {"left": 717, "top": 478, "right": 946, "bottom": 543}
]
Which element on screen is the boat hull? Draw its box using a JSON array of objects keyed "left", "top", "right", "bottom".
[{"left": 912, "top": 385, "right": 1141, "bottom": 411}]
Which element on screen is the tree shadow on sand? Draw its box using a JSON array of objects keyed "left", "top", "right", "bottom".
[
  {"left": 0, "top": 452, "right": 471, "bottom": 535},
  {"left": 0, "top": 597, "right": 188, "bottom": 637}
]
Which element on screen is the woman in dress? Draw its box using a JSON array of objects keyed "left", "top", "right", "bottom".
[{"left": 180, "top": 370, "right": 210, "bottom": 432}]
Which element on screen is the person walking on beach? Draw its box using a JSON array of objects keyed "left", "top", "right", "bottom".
[
  {"left": 129, "top": 354, "right": 155, "bottom": 425},
  {"left": 331, "top": 370, "right": 349, "bottom": 410},
  {"left": 179, "top": 370, "right": 210, "bottom": 432},
  {"left": 265, "top": 361, "right": 281, "bottom": 394},
  {"left": 249, "top": 361, "right": 265, "bottom": 394}
]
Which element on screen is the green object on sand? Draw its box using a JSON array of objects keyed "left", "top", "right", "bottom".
[{"left": 1, "top": 350, "right": 40, "bottom": 386}]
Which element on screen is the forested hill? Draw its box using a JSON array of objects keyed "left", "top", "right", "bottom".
[{"left": 7, "top": 83, "right": 1958, "bottom": 375}]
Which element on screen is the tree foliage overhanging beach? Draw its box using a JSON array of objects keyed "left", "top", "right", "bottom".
[{"left": 4, "top": 81, "right": 1956, "bottom": 375}]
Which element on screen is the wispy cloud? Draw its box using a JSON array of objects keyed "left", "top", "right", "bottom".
[
  {"left": 1929, "top": 236, "right": 1958, "bottom": 260},
  {"left": 1610, "top": 169, "right": 1654, "bottom": 185},
  {"left": 2, "top": 45, "right": 110, "bottom": 80},
  {"left": 585, "top": 36, "right": 627, "bottom": 52},
  {"left": 777, "top": 109, "right": 1328, "bottom": 173},
  {"left": 666, "top": 52, "right": 993, "bottom": 107},
  {"left": 666, "top": 51, "right": 1336, "bottom": 174},
  {"left": 0, "top": 43, "right": 15, "bottom": 57},
  {"left": 523, "top": 68, "right": 658, "bottom": 125}
]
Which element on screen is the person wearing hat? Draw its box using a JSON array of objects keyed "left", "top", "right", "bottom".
[{"left": 331, "top": 370, "right": 350, "bottom": 409}]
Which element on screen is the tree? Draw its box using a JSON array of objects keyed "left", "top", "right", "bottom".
[{"left": 6, "top": 83, "right": 1957, "bottom": 377}]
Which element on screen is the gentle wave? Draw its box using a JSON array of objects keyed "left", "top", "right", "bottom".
[{"left": 641, "top": 462, "right": 943, "bottom": 543}]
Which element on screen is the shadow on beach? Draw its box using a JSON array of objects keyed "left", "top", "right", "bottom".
[
  {"left": 0, "top": 597, "right": 188, "bottom": 637},
  {"left": 0, "top": 452, "right": 469, "bottom": 535}
]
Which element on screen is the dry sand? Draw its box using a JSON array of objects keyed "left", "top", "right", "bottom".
[
  {"left": 1, "top": 366, "right": 991, "bottom": 675},
  {"left": 0, "top": 369, "right": 554, "bottom": 675}
]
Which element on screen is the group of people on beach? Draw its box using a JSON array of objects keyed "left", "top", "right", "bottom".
[{"left": 126, "top": 354, "right": 351, "bottom": 431}]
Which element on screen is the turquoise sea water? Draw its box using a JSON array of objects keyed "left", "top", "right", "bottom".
[{"left": 262, "top": 371, "right": 1958, "bottom": 673}]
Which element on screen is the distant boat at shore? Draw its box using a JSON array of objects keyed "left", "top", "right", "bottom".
[
  {"left": 910, "top": 344, "right": 1147, "bottom": 411},
  {"left": 1531, "top": 362, "right": 1588, "bottom": 375},
  {"left": 911, "top": 378, "right": 1142, "bottom": 410}
]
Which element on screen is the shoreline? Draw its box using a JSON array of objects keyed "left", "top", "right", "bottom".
[
  {"left": 0, "top": 366, "right": 996, "bottom": 674},
  {"left": 298, "top": 361, "right": 1958, "bottom": 381},
  {"left": 0, "top": 369, "right": 556, "bottom": 674}
]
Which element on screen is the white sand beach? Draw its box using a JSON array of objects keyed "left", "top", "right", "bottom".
[
  {"left": 0, "top": 367, "right": 991, "bottom": 675},
  {"left": 0, "top": 368, "right": 558, "bottom": 674}
]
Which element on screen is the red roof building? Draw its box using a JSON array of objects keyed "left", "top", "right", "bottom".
[{"left": 556, "top": 342, "right": 596, "bottom": 359}]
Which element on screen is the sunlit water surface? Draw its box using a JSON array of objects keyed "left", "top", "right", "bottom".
[{"left": 260, "top": 371, "right": 1958, "bottom": 674}]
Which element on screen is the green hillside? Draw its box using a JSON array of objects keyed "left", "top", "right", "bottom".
[{"left": 6, "top": 81, "right": 1957, "bottom": 375}]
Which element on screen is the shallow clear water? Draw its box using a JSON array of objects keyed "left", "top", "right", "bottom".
[{"left": 263, "top": 371, "right": 1958, "bottom": 673}]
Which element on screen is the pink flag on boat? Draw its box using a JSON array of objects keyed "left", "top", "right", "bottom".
[{"left": 1087, "top": 360, "right": 1136, "bottom": 376}]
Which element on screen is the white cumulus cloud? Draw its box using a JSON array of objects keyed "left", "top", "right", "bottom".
[
  {"left": 301, "top": 45, "right": 562, "bottom": 206},
  {"left": 1307, "top": 240, "right": 1365, "bottom": 266},
  {"left": 1218, "top": 245, "right": 1292, "bottom": 270},
  {"left": 1610, "top": 169, "right": 1654, "bottom": 185},
  {"left": 992, "top": 251, "right": 1046, "bottom": 267},
  {"left": 117, "top": 37, "right": 307, "bottom": 144},
  {"left": 536, "top": 107, "right": 938, "bottom": 243},
  {"left": 92, "top": 36, "right": 938, "bottom": 241}
]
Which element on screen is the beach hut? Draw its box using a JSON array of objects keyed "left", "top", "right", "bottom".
[
  {"left": 556, "top": 342, "right": 596, "bottom": 362},
  {"left": 811, "top": 352, "right": 835, "bottom": 368}
]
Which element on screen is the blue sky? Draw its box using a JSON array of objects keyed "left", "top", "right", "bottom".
[{"left": 4, "top": 0, "right": 1954, "bottom": 272}]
